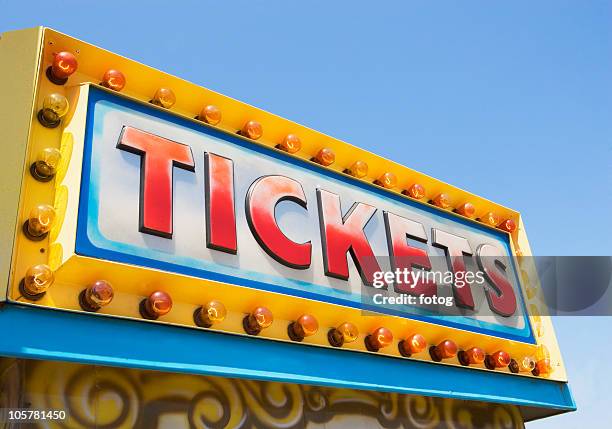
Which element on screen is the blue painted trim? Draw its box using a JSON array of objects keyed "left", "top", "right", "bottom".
[
  {"left": 0, "top": 305, "right": 574, "bottom": 413},
  {"left": 76, "top": 87, "right": 535, "bottom": 344}
]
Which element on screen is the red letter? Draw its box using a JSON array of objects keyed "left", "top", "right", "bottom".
[
  {"left": 117, "top": 127, "right": 195, "bottom": 238},
  {"left": 205, "top": 153, "right": 237, "bottom": 254},
  {"left": 432, "top": 229, "right": 475, "bottom": 309},
  {"left": 246, "top": 175, "right": 311, "bottom": 269},
  {"left": 317, "top": 189, "right": 381, "bottom": 286},
  {"left": 476, "top": 244, "right": 517, "bottom": 317},
  {"left": 383, "top": 211, "right": 437, "bottom": 296}
]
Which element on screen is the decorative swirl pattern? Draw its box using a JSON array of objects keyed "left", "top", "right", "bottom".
[
  {"left": 12, "top": 359, "right": 526, "bottom": 429},
  {"left": 26, "top": 361, "right": 141, "bottom": 429},
  {"left": 403, "top": 395, "right": 441, "bottom": 429}
]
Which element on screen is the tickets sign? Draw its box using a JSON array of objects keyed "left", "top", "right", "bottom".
[{"left": 77, "top": 87, "right": 533, "bottom": 343}]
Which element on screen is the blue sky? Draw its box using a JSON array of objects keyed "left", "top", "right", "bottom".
[{"left": 2, "top": 1, "right": 611, "bottom": 427}]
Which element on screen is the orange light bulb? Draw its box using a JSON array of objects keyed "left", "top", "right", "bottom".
[
  {"left": 31, "top": 147, "right": 61, "bottom": 181},
  {"left": 485, "top": 350, "right": 511, "bottom": 370},
  {"left": 376, "top": 172, "right": 397, "bottom": 189},
  {"left": 241, "top": 120, "right": 263, "bottom": 140},
  {"left": 101, "top": 69, "right": 126, "bottom": 92},
  {"left": 47, "top": 51, "right": 78, "bottom": 84},
  {"left": 140, "top": 290, "right": 173, "bottom": 320},
  {"left": 289, "top": 314, "right": 319, "bottom": 341},
  {"left": 399, "top": 333, "right": 427, "bottom": 357},
  {"left": 498, "top": 219, "right": 517, "bottom": 233},
  {"left": 80, "top": 280, "right": 114, "bottom": 312},
  {"left": 195, "top": 300, "right": 227, "bottom": 327},
  {"left": 313, "top": 148, "right": 335, "bottom": 166},
  {"left": 431, "top": 193, "right": 451, "bottom": 209},
  {"left": 328, "top": 322, "right": 359, "bottom": 347},
  {"left": 481, "top": 211, "right": 500, "bottom": 226},
  {"left": 278, "top": 134, "right": 301, "bottom": 153},
  {"left": 199, "top": 105, "right": 222, "bottom": 125},
  {"left": 456, "top": 202, "right": 476, "bottom": 218},
  {"left": 24, "top": 204, "right": 56, "bottom": 240},
  {"left": 365, "top": 327, "right": 393, "bottom": 352},
  {"left": 151, "top": 88, "right": 176, "bottom": 108},
  {"left": 347, "top": 160, "right": 368, "bottom": 178},
  {"left": 404, "top": 183, "right": 426, "bottom": 200},
  {"left": 534, "top": 358, "right": 552, "bottom": 376},
  {"left": 458, "top": 347, "right": 485, "bottom": 366},
  {"left": 243, "top": 306, "right": 273, "bottom": 335},
  {"left": 21, "top": 264, "right": 54, "bottom": 299},
  {"left": 430, "top": 339, "right": 458, "bottom": 361}
]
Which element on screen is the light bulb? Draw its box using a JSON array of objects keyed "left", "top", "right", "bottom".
[
  {"left": 240, "top": 120, "right": 263, "bottom": 140},
  {"left": 365, "top": 327, "right": 393, "bottom": 352},
  {"left": 534, "top": 358, "right": 552, "bottom": 376},
  {"left": 243, "top": 306, "right": 273, "bottom": 335},
  {"left": 458, "top": 347, "right": 485, "bottom": 366},
  {"left": 80, "top": 280, "right": 114, "bottom": 312},
  {"left": 24, "top": 204, "right": 56, "bottom": 240},
  {"left": 429, "top": 339, "right": 458, "bottom": 361},
  {"left": 481, "top": 211, "right": 500, "bottom": 227},
  {"left": 140, "top": 290, "right": 173, "bottom": 319},
  {"left": 313, "top": 147, "right": 335, "bottom": 166},
  {"left": 288, "top": 314, "right": 319, "bottom": 341},
  {"left": 346, "top": 160, "right": 368, "bottom": 178},
  {"left": 194, "top": 300, "right": 227, "bottom": 328},
  {"left": 328, "top": 322, "right": 359, "bottom": 347},
  {"left": 431, "top": 193, "right": 451, "bottom": 209},
  {"left": 101, "top": 69, "right": 126, "bottom": 92},
  {"left": 404, "top": 183, "right": 426, "bottom": 200},
  {"left": 21, "top": 264, "right": 54, "bottom": 299},
  {"left": 47, "top": 51, "right": 77, "bottom": 84},
  {"left": 375, "top": 172, "right": 397, "bottom": 189},
  {"left": 498, "top": 219, "right": 517, "bottom": 233},
  {"left": 510, "top": 356, "right": 536, "bottom": 373},
  {"left": 31, "top": 147, "right": 61, "bottom": 181},
  {"left": 399, "top": 333, "right": 427, "bottom": 357},
  {"left": 38, "top": 93, "right": 69, "bottom": 128},
  {"left": 199, "top": 105, "right": 222, "bottom": 125},
  {"left": 278, "top": 134, "right": 301, "bottom": 153},
  {"left": 456, "top": 202, "right": 476, "bottom": 218},
  {"left": 485, "top": 350, "right": 511, "bottom": 370},
  {"left": 151, "top": 88, "right": 176, "bottom": 108}
]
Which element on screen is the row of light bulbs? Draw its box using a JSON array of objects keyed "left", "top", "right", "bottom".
[
  {"left": 19, "top": 263, "right": 551, "bottom": 377},
  {"left": 38, "top": 51, "right": 518, "bottom": 234}
]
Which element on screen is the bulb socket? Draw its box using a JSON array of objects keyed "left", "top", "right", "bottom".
[
  {"left": 30, "top": 162, "right": 55, "bottom": 182},
  {"left": 79, "top": 289, "right": 99, "bottom": 312},
  {"left": 242, "top": 313, "right": 262, "bottom": 335},
  {"left": 45, "top": 66, "right": 69, "bottom": 86},
  {"left": 19, "top": 278, "right": 46, "bottom": 301},
  {"left": 509, "top": 359, "right": 520, "bottom": 373},
  {"left": 287, "top": 322, "right": 304, "bottom": 342},
  {"left": 364, "top": 334, "right": 380, "bottom": 352},
  {"left": 22, "top": 220, "right": 48, "bottom": 241},
  {"left": 194, "top": 307, "right": 213, "bottom": 328},
  {"left": 37, "top": 109, "right": 61, "bottom": 129},
  {"left": 327, "top": 328, "right": 344, "bottom": 347},
  {"left": 397, "top": 340, "right": 412, "bottom": 357}
]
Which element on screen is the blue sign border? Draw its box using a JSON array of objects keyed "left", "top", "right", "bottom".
[{"left": 76, "top": 86, "right": 535, "bottom": 344}]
